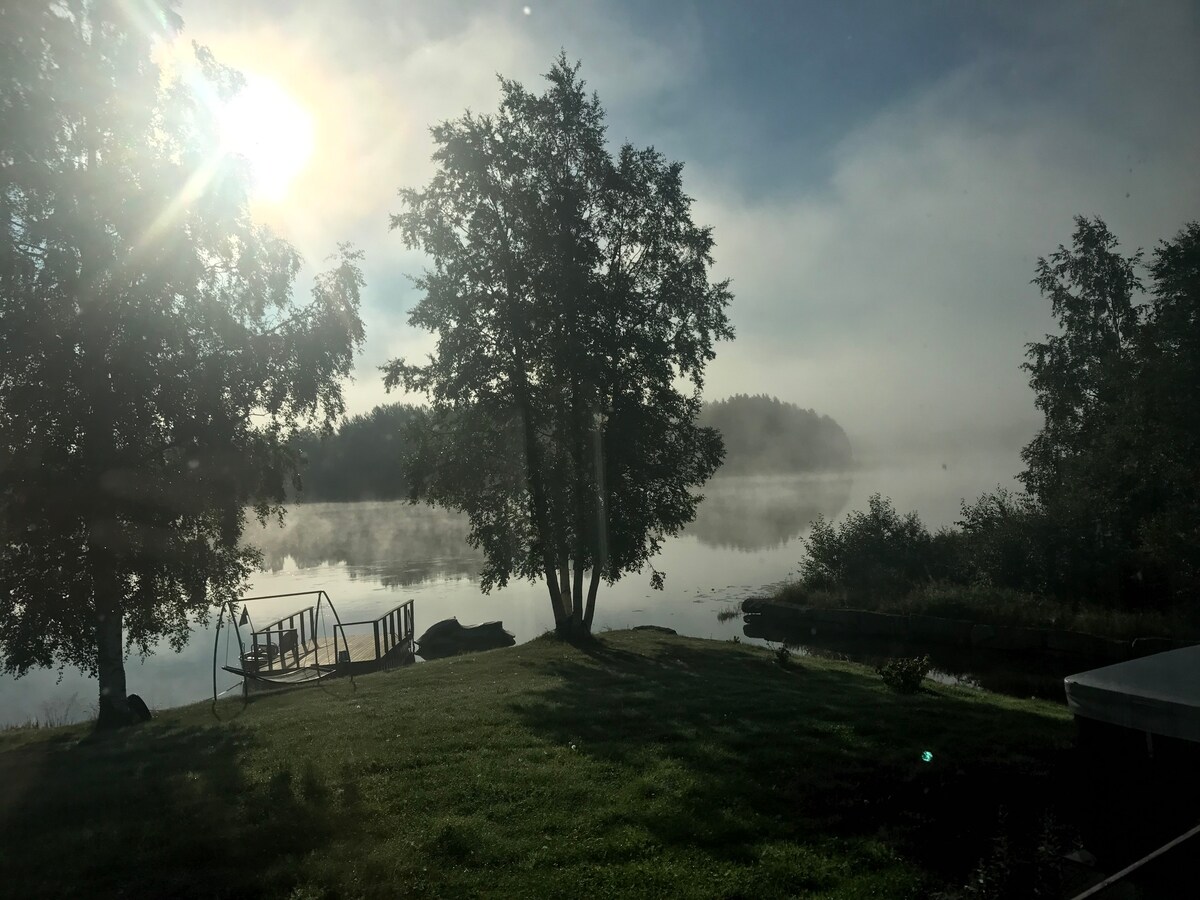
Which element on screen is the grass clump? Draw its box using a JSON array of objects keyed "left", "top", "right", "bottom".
[{"left": 0, "top": 630, "right": 1074, "bottom": 899}]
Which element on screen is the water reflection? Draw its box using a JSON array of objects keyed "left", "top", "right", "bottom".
[
  {"left": 249, "top": 501, "right": 483, "bottom": 587},
  {"left": 3, "top": 463, "right": 1032, "bottom": 726},
  {"left": 685, "top": 475, "right": 852, "bottom": 551},
  {"left": 249, "top": 474, "right": 854, "bottom": 572}
]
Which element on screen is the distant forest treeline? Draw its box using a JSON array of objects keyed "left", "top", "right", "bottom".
[
  {"left": 697, "top": 395, "right": 852, "bottom": 475},
  {"left": 292, "top": 404, "right": 421, "bottom": 502},
  {"left": 293, "top": 395, "right": 851, "bottom": 502}
]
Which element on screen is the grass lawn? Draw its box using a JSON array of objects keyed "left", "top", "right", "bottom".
[{"left": 0, "top": 630, "right": 1075, "bottom": 899}]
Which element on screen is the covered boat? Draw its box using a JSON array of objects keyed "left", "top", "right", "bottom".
[
  {"left": 1064, "top": 644, "right": 1200, "bottom": 743},
  {"left": 415, "top": 618, "right": 515, "bottom": 660}
]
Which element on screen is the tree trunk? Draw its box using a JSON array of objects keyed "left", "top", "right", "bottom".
[
  {"left": 515, "top": 389, "right": 566, "bottom": 629},
  {"left": 571, "top": 555, "right": 585, "bottom": 631},
  {"left": 545, "top": 558, "right": 567, "bottom": 632},
  {"left": 567, "top": 379, "right": 590, "bottom": 635},
  {"left": 78, "top": 126, "right": 134, "bottom": 730},
  {"left": 94, "top": 577, "right": 132, "bottom": 729},
  {"left": 583, "top": 566, "right": 602, "bottom": 630},
  {"left": 584, "top": 409, "right": 608, "bottom": 633},
  {"left": 559, "top": 559, "right": 573, "bottom": 616}
]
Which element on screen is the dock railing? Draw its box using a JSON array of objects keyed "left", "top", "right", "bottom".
[
  {"left": 334, "top": 600, "right": 415, "bottom": 669},
  {"left": 247, "top": 604, "right": 319, "bottom": 674},
  {"left": 214, "top": 590, "right": 347, "bottom": 704}
]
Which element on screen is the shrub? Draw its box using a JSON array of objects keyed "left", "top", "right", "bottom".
[
  {"left": 800, "top": 495, "right": 939, "bottom": 600},
  {"left": 957, "top": 488, "right": 1051, "bottom": 595},
  {"left": 877, "top": 656, "right": 931, "bottom": 693}
]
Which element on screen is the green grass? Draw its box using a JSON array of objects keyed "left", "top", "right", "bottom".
[
  {"left": 773, "top": 580, "right": 1200, "bottom": 641},
  {"left": 0, "top": 631, "right": 1074, "bottom": 899}
]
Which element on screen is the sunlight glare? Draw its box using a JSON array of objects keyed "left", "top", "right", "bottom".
[{"left": 218, "top": 74, "right": 315, "bottom": 203}]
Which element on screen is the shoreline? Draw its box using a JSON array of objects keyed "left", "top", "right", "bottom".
[{"left": 742, "top": 597, "right": 1197, "bottom": 664}]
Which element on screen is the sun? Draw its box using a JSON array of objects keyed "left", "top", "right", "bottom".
[{"left": 218, "top": 73, "right": 315, "bottom": 203}]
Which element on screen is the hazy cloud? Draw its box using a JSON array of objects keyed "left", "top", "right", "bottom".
[
  {"left": 695, "top": 0, "right": 1200, "bottom": 461},
  {"left": 181, "top": 0, "right": 1200, "bottom": 464}
]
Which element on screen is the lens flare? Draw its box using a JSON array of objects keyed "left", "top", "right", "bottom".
[{"left": 217, "top": 73, "right": 315, "bottom": 202}]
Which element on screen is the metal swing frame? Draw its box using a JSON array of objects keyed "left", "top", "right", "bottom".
[{"left": 211, "top": 590, "right": 347, "bottom": 703}]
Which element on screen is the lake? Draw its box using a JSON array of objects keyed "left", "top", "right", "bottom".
[{"left": 0, "top": 459, "right": 1026, "bottom": 727}]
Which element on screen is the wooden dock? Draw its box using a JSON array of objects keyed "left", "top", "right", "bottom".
[
  {"left": 224, "top": 598, "right": 415, "bottom": 685},
  {"left": 245, "top": 632, "right": 408, "bottom": 669}
]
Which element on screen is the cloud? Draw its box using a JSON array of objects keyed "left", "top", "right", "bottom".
[
  {"left": 692, "top": 0, "right": 1200, "bottom": 462},
  {"left": 181, "top": 1, "right": 1199, "bottom": 465},
  {"left": 184, "top": 1, "right": 701, "bottom": 253},
  {"left": 183, "top": 0, "right": 704, "bottom": 411}
]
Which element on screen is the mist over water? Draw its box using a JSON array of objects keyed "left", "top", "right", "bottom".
[
  {"left": 846, "top": 453, "right": 1024, "bottom": 531},
  {"left": 0, "top": 455, "right": 1022, "bottom": 726},
  {"left": 256, "top": 502, "right": 482, "bottom": 587},
  {"left": 686, "top": 475, "right": 852, "bottom": 551}
]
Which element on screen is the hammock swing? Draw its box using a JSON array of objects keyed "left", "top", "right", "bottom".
[{"left": 212, "top": 590, "right": 352, "bottom": 705}]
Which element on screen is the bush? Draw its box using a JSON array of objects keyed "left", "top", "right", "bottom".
[
  {"left": 800, "top": 495, "right": 941, "bottom": 600},
  {"left": 877, "top": 656, "right": 931, "bottom": 693},
  {"left": 957, "top": 488, "right": 1050, "bottom": 595},
  {"left": 792, "top": 485, "right": 1192, "bottom": 617}
]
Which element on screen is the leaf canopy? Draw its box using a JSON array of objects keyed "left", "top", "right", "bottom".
[
  {"left": 0, "top": 1, "right": 365, "bottom": 674},
  {"left": 385, "top": 55, "right": 733, "bottom": 608}
]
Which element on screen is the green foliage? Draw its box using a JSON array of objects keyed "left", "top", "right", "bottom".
[
  {"left": 1135, "top": 221, "right": 1200, "bottom": 601},
  {"left": 956, "top": 488, "right": 1049, "bottom": 594},
  {"left": 1020, "top": 216, "right": 1200, "bottom": 607},
  {"left": 800, "top": 494, "right": 945, "bottom": 600},
  {"left": 288, "top": 394, "right": 852, "bottom": 504},
  {"left": 698, "top": 394, "right": 852, "bottom": 474},
  {"left": 795, "top": 217, "right": 1200, "bottom": 614},
  {"left": 776, "top": 578, "right": 1200, "bottom": 641},
  {"left": 0, "top": 2, "right": 364, "bottom": 725},
  {"left": 291, "top": 403, "right": 423, "bottom": 501},
  {"left": 877, "top": 655, "right": 931, "bottom": 693},
  {"left": 1021, "top": 216, "right": 1144, "bottom": 502},
  {"left": 384, "top": 55, "right": 733, "bottom": 632}
]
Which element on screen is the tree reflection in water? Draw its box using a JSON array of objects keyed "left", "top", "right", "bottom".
[
  {"left": 247, "top": 501, "right": 484, "bottom": 587},
  {"left": 244, "top": 474, "right": 853, "bottom": 588},
  {"left": 685, "top": 475, "right": 853, "bottom": 551}
]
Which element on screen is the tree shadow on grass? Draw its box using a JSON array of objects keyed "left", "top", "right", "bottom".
[
  {"left": 510, "top": 633, "right": 1078, "bottom": 886},
  {"left": 0, "top": 719, "right": 362, "bottom": 899}
]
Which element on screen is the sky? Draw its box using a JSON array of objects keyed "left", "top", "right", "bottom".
[{"left": 179, "top": 0, "right": 1200, "bottom": 467}]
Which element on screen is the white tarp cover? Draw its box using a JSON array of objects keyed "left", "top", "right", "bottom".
[{"left": 1064, "top": 646, "right": 1200, "bottom": 743}]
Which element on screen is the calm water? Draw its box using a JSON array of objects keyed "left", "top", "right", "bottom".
[{"left": 0, "top": 461, "right": 1026, "bottom": 726}]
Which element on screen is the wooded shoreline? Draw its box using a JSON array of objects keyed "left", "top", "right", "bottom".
[{"left": 742, "top": 597, "right": 1197, "bottom": 663}]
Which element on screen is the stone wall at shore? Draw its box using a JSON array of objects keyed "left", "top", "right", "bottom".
[{"left": 740, "top": 597, "right": 1195, "bottom": 663}]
